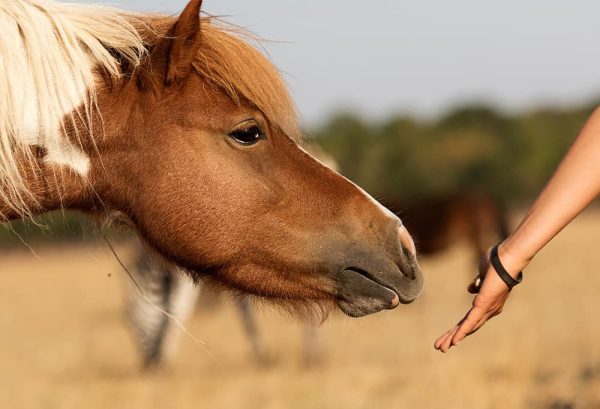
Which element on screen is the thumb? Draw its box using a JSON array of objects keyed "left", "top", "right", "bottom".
[
  {"left": 468, "top": 249, "right": 494, "bottom": 293},
  {"left": 468, "top": 277, "right": 482, "bottom": 294}
]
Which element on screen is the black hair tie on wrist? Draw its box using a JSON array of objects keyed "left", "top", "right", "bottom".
[{"left": 490, "top": 243, "right": 523, "bottom": 290}]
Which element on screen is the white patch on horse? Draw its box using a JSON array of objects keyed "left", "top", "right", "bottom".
[
  {"left": 0, "top": 0, "right": 146, "bottom": 213},
  {"left": 44, "top": 140, "right": 91, "bottom": 176},
  {"left": 17, "top": 57, "right": 91, "bottom": 175}
]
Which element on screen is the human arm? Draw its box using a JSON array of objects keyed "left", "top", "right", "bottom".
[{"left": 434, "top": 106, "right": 600, "bottom": 352}]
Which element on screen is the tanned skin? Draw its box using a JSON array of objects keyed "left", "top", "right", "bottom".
[{"left": 435, "top": 107, "right": 600, "bottom": 352}]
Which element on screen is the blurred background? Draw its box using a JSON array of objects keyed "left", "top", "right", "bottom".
[{"left": 2, "top": 1, "right": 600, "bottom": 408}]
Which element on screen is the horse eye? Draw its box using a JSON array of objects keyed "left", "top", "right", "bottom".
[{"left": 229, "top": 125, "right": 263, "bottom": 145}]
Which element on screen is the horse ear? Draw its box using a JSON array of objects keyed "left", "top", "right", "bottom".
[
  {"left": 135, "top": 0, "right": 202, "bottom": 90},
  {"left": 165, "top": 0, "right": 203, "bottom": 85}
]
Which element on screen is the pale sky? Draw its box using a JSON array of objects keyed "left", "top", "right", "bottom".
[{"left": 101, "top": 0, "right": 600, "bottom": 125}]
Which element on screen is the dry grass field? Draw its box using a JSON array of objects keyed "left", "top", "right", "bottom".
[{"left": 2, "top": 210, "right": 600, "bottom": 409}]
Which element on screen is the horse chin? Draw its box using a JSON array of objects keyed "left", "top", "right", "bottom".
[{"left": 336, "top": 295, "right": 399, "bottom": 318}]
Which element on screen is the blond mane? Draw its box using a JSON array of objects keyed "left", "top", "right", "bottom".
[{"left": 0, "top": 1, "right": 299, "bottom": 219}]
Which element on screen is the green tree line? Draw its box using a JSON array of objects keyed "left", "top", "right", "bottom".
[{"left": 315, "top": 102, "right": 596, "bottom": 203}]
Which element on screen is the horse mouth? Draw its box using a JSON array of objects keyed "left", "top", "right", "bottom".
[{"left": 334, "top": 257, "right": 423, "bottom": 318}]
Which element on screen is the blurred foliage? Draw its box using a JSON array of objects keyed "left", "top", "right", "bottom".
[
  {"left": 315, "top": 102, "right": 596, "bottom": 202},
  {"left": 0, "top": 101, "right": 596, "bottom": 246}
]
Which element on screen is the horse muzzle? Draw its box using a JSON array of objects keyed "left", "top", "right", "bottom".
[{"left": 333, "top": 225, "right": 424, "bottom": 317}]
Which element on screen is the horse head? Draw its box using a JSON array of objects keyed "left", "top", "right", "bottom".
[{"left": 1, "top": 0, "right": 423, "bottom": 318}]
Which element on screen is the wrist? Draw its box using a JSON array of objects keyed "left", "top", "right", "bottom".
[{"left": 497, "top": 241, "right": 530, "bottom": 278}]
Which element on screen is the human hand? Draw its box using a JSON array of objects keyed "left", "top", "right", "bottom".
[{"left": 434, "top": 245, "right": 524, "bottom": 353}]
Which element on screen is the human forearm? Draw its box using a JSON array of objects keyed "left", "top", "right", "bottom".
[{"left": 500, "top": 107, "right": 600, "bottom": 270}]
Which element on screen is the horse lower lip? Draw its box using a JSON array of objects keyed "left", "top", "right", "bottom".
[{"left": 334, "top": 264, "right": 422, "bottom": 317}]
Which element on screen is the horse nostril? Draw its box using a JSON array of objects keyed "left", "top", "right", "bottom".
[
  {"left": 398, "top": 224, "right": 416, "bottom": 256},
  {"left": 401, "top": 246, "right": 417, "bottom": 280}
]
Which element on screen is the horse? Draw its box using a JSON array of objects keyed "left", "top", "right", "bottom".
[
  {"left": 383, "top": 192, "right": 509, "bottom": 264},
  {"left": 0, "top": 0, "right": 422, "bottom": 320}
]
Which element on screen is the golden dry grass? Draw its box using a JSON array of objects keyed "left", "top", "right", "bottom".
[{"left": 2, "top": 210, "right": 600, "bottom": 409}]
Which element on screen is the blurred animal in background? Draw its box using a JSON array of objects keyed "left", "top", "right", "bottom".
[
  {"left": 125, "top": 243, "right": 199, "bottom": 368},
  {"left": 125, "top": 243, "right": 322, "bottom": 368},
  {"left": 125, "top": 144, "right": 337, "bottom": 369},
  {"left": 384, "top": 192, "right": 509, "bottom": 265}
]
